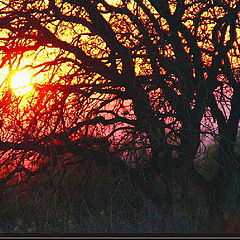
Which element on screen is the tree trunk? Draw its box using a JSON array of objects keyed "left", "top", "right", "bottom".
[
  {"left": 205, "top": 184, "right": 225, "bottom": 230},
  {"left": 128, "top": 169, "right": 172, "bottom": 223}
]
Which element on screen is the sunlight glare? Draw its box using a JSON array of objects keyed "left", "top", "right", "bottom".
[
  {"left": 105, "top": 0, "right": 122, "bottom": 6},
  {"left": 10, "top": 69, "right": 33, "bottom": 96}
]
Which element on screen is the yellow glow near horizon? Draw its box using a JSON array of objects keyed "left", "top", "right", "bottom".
[{"left": 10, "top": 69, "right": 33, "bottom": 96}]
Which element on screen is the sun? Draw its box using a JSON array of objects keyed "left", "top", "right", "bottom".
[{"left": 10, "top": 69, "right": 33, "bottom": 96}]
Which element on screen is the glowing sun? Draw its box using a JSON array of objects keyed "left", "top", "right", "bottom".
[{"left": 10, "top": 69, "right": 33, "bottom": 96}]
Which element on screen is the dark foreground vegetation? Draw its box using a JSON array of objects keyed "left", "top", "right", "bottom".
[
  {"left": 0, "top": 162, "right": 209, "bottom": 234},
  {"left": 0, "top": 141, "right": 239, "bottom": 234}
]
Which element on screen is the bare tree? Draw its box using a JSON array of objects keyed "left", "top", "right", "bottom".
[{"left": 0, "top": 0, "right": 239, "bottom": 229}]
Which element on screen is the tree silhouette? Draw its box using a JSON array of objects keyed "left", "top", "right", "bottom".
[{"left": 0, "top": 0, "right": 239, "bottom": 229}]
